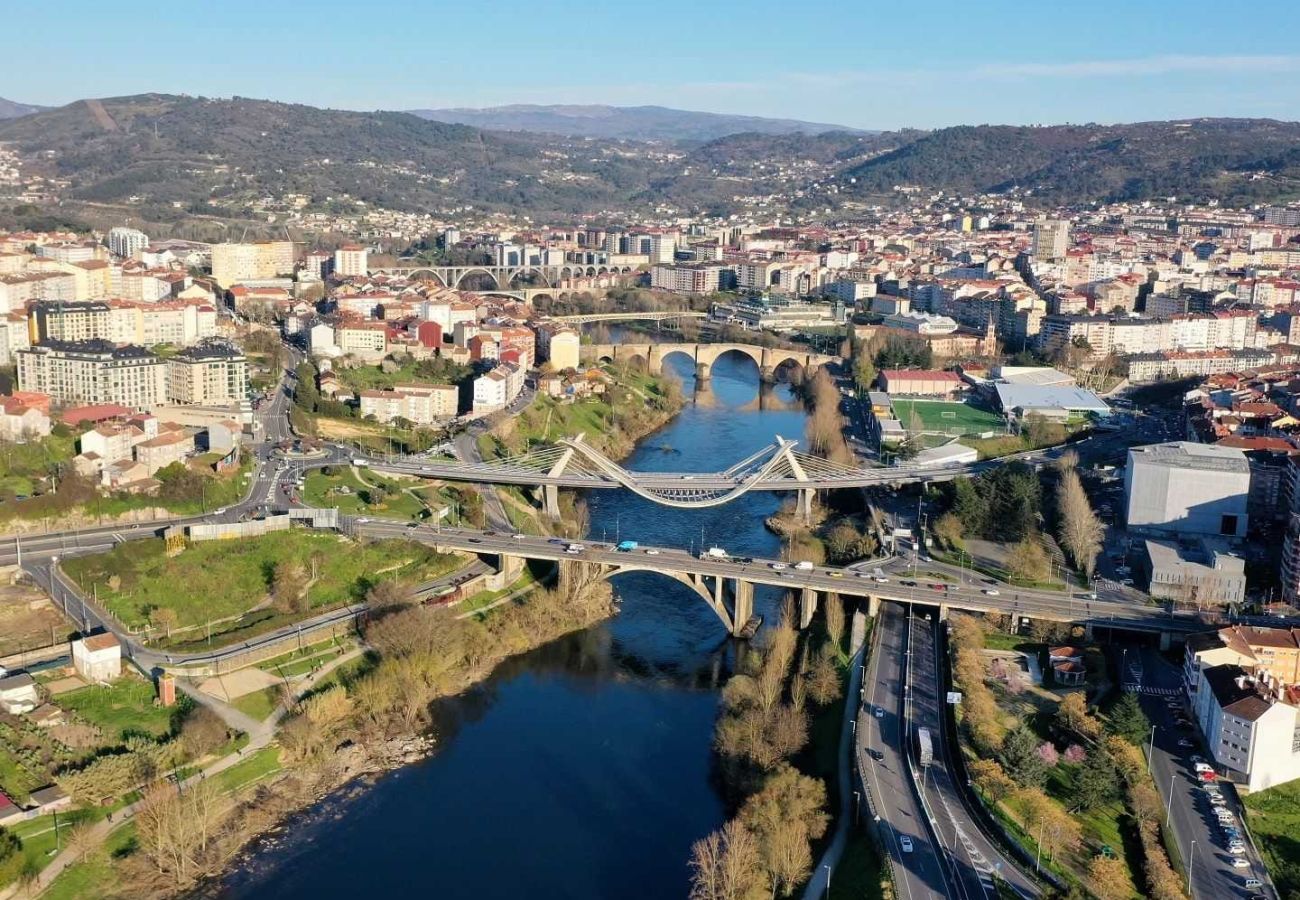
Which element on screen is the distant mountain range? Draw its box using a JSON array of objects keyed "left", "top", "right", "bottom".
[
  {"left": 0, "top": 97, "right": 46, "bottom": 119},
  {"left": 405, "top": 104, "right": 863, "bottom": 142},
  {"left": 1, "top": 94, "right": 1298, "bottom": 229}
]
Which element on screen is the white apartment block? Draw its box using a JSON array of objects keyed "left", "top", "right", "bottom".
[
  {"left": 107, "top": 227, "right": 149, "bottom": 259},
  {"left": 472, "top": 362, "right": 525, "bottom": 415},
  {"left": 335, "top": 322, "right": 388, "bottom": 361},
  {"left": 211, "top": 241, "right": 296, "bottom": 288},
  {"left": 333, "top": 244, "right": 369, "bottom": 278},
  {"left": 17, "top": 340, "right": 167, "bottom": 409},
  {"left": 1192, "top": 663, "right": 1300, "bottom": 791}
]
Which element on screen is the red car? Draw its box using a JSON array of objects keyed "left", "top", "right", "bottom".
[{"left": 928, "top": 583, "right": 948, "bottom": 592}]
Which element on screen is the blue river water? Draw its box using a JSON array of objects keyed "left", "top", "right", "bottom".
[{"left": 217, "top": 352, "right": 808, "bottom": 900}]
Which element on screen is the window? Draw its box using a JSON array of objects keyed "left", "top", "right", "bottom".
[{"left": 1221, "top": 514, "right": 1239, "bottom": 535}]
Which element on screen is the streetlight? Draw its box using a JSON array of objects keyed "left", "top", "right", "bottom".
[
  {"left": 1165, "top": 773, "right": 1176, "bottom": 828},
  {"left": 1188, "top": 839, "right": 1197, "bottom": 894},
  {"left": 1148, "top": 724, "right": 1156, "bottom": 773},
  {"left": 822, "top": 864, "right": 831, "bottom": 897}
]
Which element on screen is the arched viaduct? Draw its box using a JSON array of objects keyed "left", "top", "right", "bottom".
[{"left": 579, "top": 341, "right": 840, "bottom": 383}]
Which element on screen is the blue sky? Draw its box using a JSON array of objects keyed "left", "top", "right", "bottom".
[{"left": 7, "top": 0, "right": 1300, "bottom": 129}]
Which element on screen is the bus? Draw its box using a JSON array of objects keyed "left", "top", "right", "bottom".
[{"left": 916, "top": 727, "right": 934, "bottom": 768}]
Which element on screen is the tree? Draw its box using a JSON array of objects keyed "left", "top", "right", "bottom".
[
  {"left": 823, "top": 594, "right": 845, "bottom": 651},
  {"left": 968, "top": 758, "right": 1016, "bottom": 803},
  {"left": 1087, "top": 855, "right": 1133, "bottom": 900},
  {"left": 689, "top": 820, "right": 767, "bottom": 900},
  {"left": 853, "top": 352, "right": 876, "bottom": 393},
  {"left": 1056, "top": 692, "right": 1102, "bottom": 741},
  {"left": 1108, "top": 692, "right": 1151, "bottom": 746},
  {"left": 1006, "top": 536, "right": 1049, "bottom": 583},
  {"left": 1075, "top": 749, "right": 1121, "bottom": 811},
  {"left": 738, "top": 765, "right": 829, "bottom": 898},
  {"left": 271, "top": 558, "right": 310, "bottom": 613},
  {"left": 150, "top": 606, "right": 180, "bottom": 637},
  {"left": 806, "top": 648, "right": 841, "bottom": 706},
  {"left": 1000, "top": 725, "right": 1049, "bottom": 788},
  {"left": 933, "top": 512, "right": 965, "bottom": 550},
  {"left": 179, "top": 707, "right": 229, "bottom": 761},
  {"left": 135, "top": 778, "right": 229, "bottom": 886},
  {"left": 1057, "top": 469, "right": 1103, "bottom": 578},
  {"left": 365, "top": 578, "right": 416, "bottom": 611}
]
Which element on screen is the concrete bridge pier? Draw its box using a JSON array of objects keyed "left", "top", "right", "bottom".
[
  {"left": 760, "top": 365, "right": 776, "bottom": 384},
  {"left": 866, "top": 594, "right": 881, "bottom": 617},
  {"left": 797, "top": 488, "right": 815, "bottom": 522},
  {"left": 731, "top": 578, "right": 754, "bottom": 637},
  {"left": 799, "top": 586, "right": 818, "bottom": 630},
  {"left": 542, "top": 484, "right": 561, "bottom": 519},
  {"left": 695, "top": 362, "right": 711, "bottom": 381}
]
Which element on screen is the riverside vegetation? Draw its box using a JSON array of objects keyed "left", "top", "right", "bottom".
[{"left": 34, "top": 562, "right": 616, "bottom": 898}]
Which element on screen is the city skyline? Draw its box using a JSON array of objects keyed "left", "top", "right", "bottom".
[{"left": 5, "top": 0, "right": 1300, "bottom": 129}]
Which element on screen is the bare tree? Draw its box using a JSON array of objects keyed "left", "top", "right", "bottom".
[
  {"left": 689, "top": 820, "right": 765, "bottom": 900},
  {"left": 823, "top": 594, "right": 845, "bottom": 651},
  {"left": 1057, "top": 469, "right": 1103, "bottom": 579}
]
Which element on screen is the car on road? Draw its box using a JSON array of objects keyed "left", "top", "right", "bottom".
[
  {"left": 983, "top": 588, "right": 1000, "bottom": 596},
  {"left": 547, "top": 538, "right": 565, "bottom": 545},
  {"left": 900, "top": 580, "right": 917, "bottom": 587},
  {"left": 406, "top": 522, "right": 419, "bottom": 529},
  {"left": 828, "top": 571, "right": 842, "bottom": 578},
  {"left": 873, "top": 706, "right": 884, "bottom": 719},
  {"left": 868, "top": 749, "right": 884, "bottom": 761},
  {"left": 1228, "top": 843, "right": 1247, "bottom": 855},
  {"left": 1231, "top": 858, "right": 1250, "bottom": 869},
  {"left": 1194, "top": 762, "right": 1214, "bottom": 773},
  {"left": 1245, "top": 878, "right": 1264, "bottom": 890},
  {"left": 794, "top": 560, "right": 814, "bottom": 571},
  {"left": 899, "top": 836, "right": 914, "bottom": 853},
  {"left": 874, "top": 576, "right": 890, "bottom": 584},
  {"left": 645, "top": 548, "right": 660, "bottom": 555},
  {"left": 1190, "top": 754, "right": 1205, "bottom": 764},
  {"left": 927, "top": 583, "right": 947, "bottom": 592},
  {"left": 356, "top": 517, "right": 369, "bottom": 524},
  {"left": 1177, "top": 738, "right": 1193, "bottom": 748},
  {"left": 771, "top": 562, "right": 787, "bottom": 570}
]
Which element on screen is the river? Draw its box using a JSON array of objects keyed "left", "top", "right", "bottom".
[{"left": 217, "top": 352, "right": 809, "bottom": 900}]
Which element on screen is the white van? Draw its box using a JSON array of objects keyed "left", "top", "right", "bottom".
[{"left": 794, "top": 560, "right": 815, "bottom": 571}]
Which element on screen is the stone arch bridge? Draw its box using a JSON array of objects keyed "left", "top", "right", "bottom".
[{"left": 579, "top": 341, "right": 840, "bottom": 382}]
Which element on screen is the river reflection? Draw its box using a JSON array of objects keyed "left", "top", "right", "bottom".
[{"left": 216, "top": 352, "right": 807, "bottom": 900}]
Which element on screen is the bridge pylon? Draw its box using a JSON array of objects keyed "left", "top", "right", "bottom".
[{"left": 542, "top": 444, "right": 577, "bottom": 520}]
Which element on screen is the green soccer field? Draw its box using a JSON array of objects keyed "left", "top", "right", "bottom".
[{"left": 890, "top": 399, "right": 1004, "bottom": 435}]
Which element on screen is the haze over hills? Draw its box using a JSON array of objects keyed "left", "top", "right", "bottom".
[
  {"left": 1, "top": 94, "right": 1298, "bottom": 229},
  {"left": 0, "top": 96, "right": 46, "bottom": 119},
  {"left": 405, "top": 103, "right": 863, "bottom": 142}
]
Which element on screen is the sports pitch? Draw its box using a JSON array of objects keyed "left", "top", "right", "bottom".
[{"left": 890, "top": 399, "right": 1004, "bottom": 435}]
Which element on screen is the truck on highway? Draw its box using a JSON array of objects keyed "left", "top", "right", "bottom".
[
  {"left": 794, "top": 560, "right": 814, "bottom": 571},
  {"left": 700, "top": 547, "right": 728, "bottom": 560},
  {"left": 352, "top": 458, "right": 369, "bottom": 467},
  {"left": 616, "top": 540, "right": 639, "bottom": 552},
  {"left": 916, "top": 727, "right": 933, "bottom": 768}
]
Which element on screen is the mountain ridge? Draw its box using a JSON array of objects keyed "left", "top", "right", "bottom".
[
  {"left": 0, "top": 96, "right": 46, "bottom": 119},
  {"left": 405, "top": 103, "right": 864, "bottom": 141}
]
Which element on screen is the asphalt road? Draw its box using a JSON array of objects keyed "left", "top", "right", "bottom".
[
  {"left": 862, "top": 602, "right": 953, "bottom": 900},
  {"left": 1127, "top": 645, "right": 1275, "bottom": 899}
]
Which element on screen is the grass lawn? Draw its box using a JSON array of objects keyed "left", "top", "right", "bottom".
[
  {"left": 459, "top": 567, "right": 542, "bottom": 614},
  {"left": 55, "top": 675, "right": 185, "bottom": 744},
  {"left": 892, "top": 399, "right": 1004, "bottom": 437},
  {"left": 257, "top": 636, "right": 356, "bottom": 678},
  {"left": 1244, "top": 780, "right": 1300, "bottom": 898},
  {"left": 302, "top": 466, "right": 438, "bottom": 521},
  {"left": 213, "top": 746, "right": 282, "bottom": 794},
  {"left": 38, "top": 822, "right": 138, "bottom": 900},
  {"left": 62, "top": 530, "right": 462, "bottom": 632},
  {"left": 231, "top": 686, "right": 281, "bottom": 722},
  {"left": 0, "top": 807, "right": 115, "bottom": 891}
]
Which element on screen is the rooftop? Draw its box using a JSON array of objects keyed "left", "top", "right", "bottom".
[{"left": 1129, "top": 441, "right": 1251, "bottom": 474}]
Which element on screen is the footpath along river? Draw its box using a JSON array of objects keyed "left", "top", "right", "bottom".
[{"left": 217, "top": 352, "right": 810, "bottom": 899}]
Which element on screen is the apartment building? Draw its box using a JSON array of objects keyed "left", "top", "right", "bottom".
[
  {"left": 1191, "top": 663, "right": 1300, "bottom": 791},
  {"left": 16, "top": 340, "right": 167, "bottom": 409},
  {"left": 535, "top": 325, "right": 579, "bottom": 371},
  {"left": 210, "top": 241, "right": 296, "bottom": 288},
  {"left": 472, "top": 362, "right": 525, "bottom": 414},
  {"left": 359, "top": 383, "right": 458, "bottom": 425},
  {"left": 107, "top": 227, "right": 149, "bottom": 259},
  {"left": 134, "top": 429, "right": 194, "bottom": 475},
  {"left": 650, "top": 262, "right": 731, "bottom": 293},
  {"left": 166, "top": 340, "right": 249, "bottom": 406},
  {"left": 1031, "top": 218, "right": 1070, "bottom": 261},
  {"left": 335, "top": 322, "right": 388, "bottom": 361},
  {"left": 28, "top": 300, "right": 216, "bottom": 348},
  {"left": 333, "top": 244, "right": 368, "bottom": 278}
]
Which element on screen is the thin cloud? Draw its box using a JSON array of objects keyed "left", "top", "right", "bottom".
[{"left": 976, "top": 54, "right": 1300, "bottom": 78}]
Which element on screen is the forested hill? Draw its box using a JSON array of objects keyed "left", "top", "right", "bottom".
[
  {"left": 2, "top": 96, "right": 1299, "bottom": 224},
  {"left": 836, "top": 120, "right": 1300, "bottom": 205},
  {"left": 0, "top": 94, "right": 659, "bottom": 219}
]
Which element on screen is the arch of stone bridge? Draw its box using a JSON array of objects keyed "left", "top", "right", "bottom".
[
  {"left": 452, "top": 267, "right": 502, "bottom": 290},
  {"left": 695, "top": 343, "right": 764, "bottom": 372},
  {"left": 503, "top": 267, "right": 554, "bottom": 288},
  {"left": 653, "top": 344, "right": 698, "bottom": 376},
  {"left": 401, "top": 268, "right": 450, "bottom": 287}
]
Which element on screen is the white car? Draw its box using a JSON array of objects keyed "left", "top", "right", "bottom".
[
  {"left": 771, "top": 562, "right": 787, "bottom": 570},
  {"left": 356, "top": 517, "right": 370, "bottom": 524},
  {"left": 874, "top": 576, "right": 890, "bottom": 584},
  {"left": 644, "top": 549, "right": 660, "bottom": 555},
  {"left": 1231, "top": 858, "right": 1250, "bottom": 869},
  {"left": 983, "top": 588, "right": 1000, "bottom": 596},
  {"left": 512, "top": 533, "right": 526, "bottom": 540},
  {"left": 873, "top": 706, "right": 884, "bottom": 719},
  {"left": 1195, "top": 762, "right": 1214, "bottom": 774},
  {"left": 899, "top": 836, "right": 913, "bottom": 853},
  {"left": 1228, "top": 844, "right": 1247, "bottom": 855}
]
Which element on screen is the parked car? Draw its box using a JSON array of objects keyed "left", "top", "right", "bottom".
[
  {"left": 1231, "top": 858, "right": 1250, "bottom": 869},
  {"left": 900, "top": 837, "right": 914, "bottom": 853}
]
